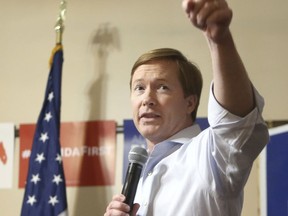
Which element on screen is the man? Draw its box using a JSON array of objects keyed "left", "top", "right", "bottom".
[{"left": 104, "top": 0, "right": 269, "bottom": 215}]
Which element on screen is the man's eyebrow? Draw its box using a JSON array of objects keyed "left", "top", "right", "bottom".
[
  {"left": 132, "top": 78, "right": 144, "bottom": 83},
  {"left": 132, "top": 78, "right": 168, "bottom": 83}
]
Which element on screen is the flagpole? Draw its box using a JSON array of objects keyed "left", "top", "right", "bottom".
[
  {"left": 55, "top": 0, "right": 67, "bottom": 45},
  {"left": 50, "top": 0, "right": 67, "bottom": 66},
  {"left": 20, "top": 2, "right": 69, "bottom": 215}
]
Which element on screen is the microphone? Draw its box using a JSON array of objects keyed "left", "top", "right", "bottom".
[{"left": 121, "top": 146, "right": 148, "bottom": 212}]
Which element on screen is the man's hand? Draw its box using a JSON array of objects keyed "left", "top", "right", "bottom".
[
  {"left": 104, "top": 194, "right": 140, "bottom": 216},
  {"left": 182, "top": 0, "right": 233, "bottom": 43}
]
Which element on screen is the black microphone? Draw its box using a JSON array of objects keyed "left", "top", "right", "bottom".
[{"left": 121, "top": 146, "right": 148, "bottom": 212}]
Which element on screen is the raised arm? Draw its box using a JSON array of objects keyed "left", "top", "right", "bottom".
[{"left": 182, "top": 0, "right": 254, "bottom": 117}]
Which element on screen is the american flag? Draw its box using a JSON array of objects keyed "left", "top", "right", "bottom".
[{"left": 21, "top": 45, "right": 68, "bottom": 216}]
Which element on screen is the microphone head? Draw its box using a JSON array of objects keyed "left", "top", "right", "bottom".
[{"left": 128, "top": 146, "right": 148, "bottom": 166}]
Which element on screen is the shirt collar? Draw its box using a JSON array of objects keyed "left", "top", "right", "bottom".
[
  {"left": 143, "top": 124, "right": 201, "bottom": 178},
  {"left": 167, "top": 123, "right": 202, "bottom": 144}
]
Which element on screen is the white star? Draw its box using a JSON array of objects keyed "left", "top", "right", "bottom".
[
  {"left": 27, "top": 195, "right": 37, "bottom": 206},
  {"left": 52, "top": 174, "right": 63, "bottom": 185},
  {"left": 48, "top": 195, "right": 59, "bottom": 206},
  {"left": 55, "top": 153, "right": 62, "bottom": 164},
  {"left": 48, "top": 92, "right": 54, "bottom": 102},
  {"left": 31, "top": 174, "right": 41, "bottom": 184},
  {"left": 39, "top": 132, "right": 49, "bottom": 143},
  {"left": 44, "top": 112, "right": 53, "bottom": 122},
  {"left": 35, "top": 153, "right": 45, "bottom": 163}
]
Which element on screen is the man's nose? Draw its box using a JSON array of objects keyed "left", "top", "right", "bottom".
[{"left": 142, "top": 90, "right": 156, "bottom": 107}]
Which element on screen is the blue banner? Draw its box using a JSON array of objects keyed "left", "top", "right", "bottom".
[{"left": 267, "top": 125, "right": 288, "bottom": 216}]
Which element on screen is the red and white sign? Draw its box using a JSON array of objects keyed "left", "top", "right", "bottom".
[
  {"left": 0, "top": 123, "right": 15, "bottom": 189},
  {"left": 19, "top": 121, "right": 116, "bottom": 188}
]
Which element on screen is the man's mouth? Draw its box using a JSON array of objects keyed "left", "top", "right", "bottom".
[{"left": 139, "top": 112, "right": 161, "bottom": 119}]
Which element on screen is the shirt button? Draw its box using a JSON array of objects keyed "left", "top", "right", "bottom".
[
  {"left": 144, "top": 202, "right": 148, "bottom": 206},
  {"left": 148, "top": 171, "right": 152, "bottom": 176}
]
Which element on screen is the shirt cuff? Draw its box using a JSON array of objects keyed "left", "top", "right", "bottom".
[{"left": 207, "top": 82, "right": 265, "bottom": 127}]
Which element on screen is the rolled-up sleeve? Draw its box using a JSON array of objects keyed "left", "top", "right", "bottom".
[{"left": 206, "top": 82, "right": 269, "bottom": 195}]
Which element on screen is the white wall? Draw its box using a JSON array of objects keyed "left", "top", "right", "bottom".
[{"left": 1, "top": 0, "right": 287, "bottom": 215}]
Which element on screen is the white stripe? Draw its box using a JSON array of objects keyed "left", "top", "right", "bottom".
[
  {"left": 259, "top": 146, "right": 267, "bottom": 216},
  {"left": 269, "top": 124, "right": 288, "bottom": 136}
]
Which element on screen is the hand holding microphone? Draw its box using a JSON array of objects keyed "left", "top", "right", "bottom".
[
  {"left": 104, "top": 146, "right": 148, "bottom": 216},
  {"left": 121, "top": 146, "right": 148, "bottom": 211}
]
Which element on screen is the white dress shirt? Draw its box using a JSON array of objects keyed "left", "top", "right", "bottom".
[{"left": 134, "top": 85, "right": 269, "bottom": 216}]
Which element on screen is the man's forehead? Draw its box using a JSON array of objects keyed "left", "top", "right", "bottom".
[{"left": 134, "top": 61, "right": 178, "bottom": 74}]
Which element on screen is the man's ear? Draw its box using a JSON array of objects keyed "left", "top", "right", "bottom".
[{"left": 186, "top": 94, "right": 197, "bottom": 114}]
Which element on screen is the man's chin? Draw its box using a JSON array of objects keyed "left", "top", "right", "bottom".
[{"left": 138, "top": 126, "right": 161, "bottom": 139}]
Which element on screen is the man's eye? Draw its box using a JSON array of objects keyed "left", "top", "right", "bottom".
[
  {"left": 159, "top": 85, "right": 169, "bottom": 90},
  {"left": 134, "top": 85, "right": 144, "bottom": 91}
]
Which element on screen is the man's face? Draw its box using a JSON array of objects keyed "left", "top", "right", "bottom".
[{"left": 130, "top": 59, "right": 196, "bottom": 146}]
